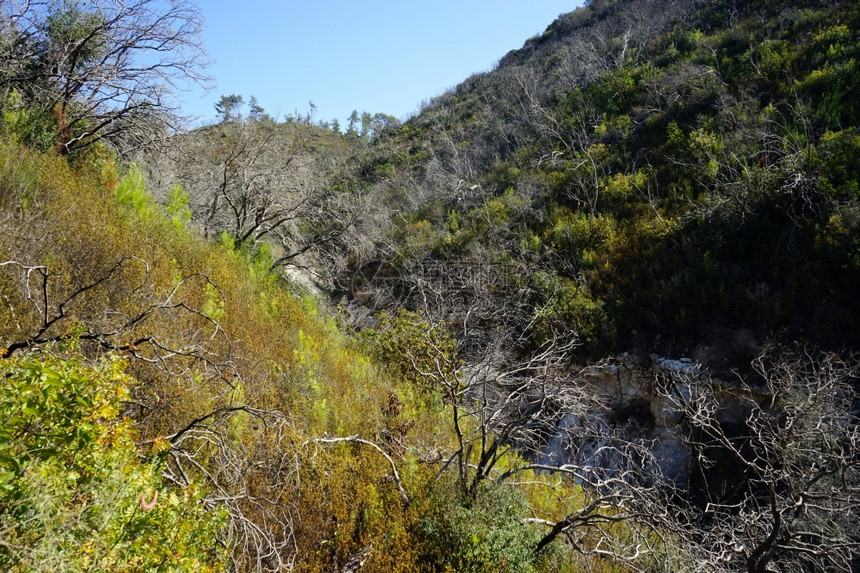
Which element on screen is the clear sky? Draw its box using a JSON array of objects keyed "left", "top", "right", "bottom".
[{"left": 179, "top": 1, "right": 583, "bottom": 127}]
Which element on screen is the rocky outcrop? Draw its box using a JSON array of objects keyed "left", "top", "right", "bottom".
[{"left": 540, "top": 353, "right": 748, "bottom": 488}]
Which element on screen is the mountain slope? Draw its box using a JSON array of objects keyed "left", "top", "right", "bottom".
[
  {"left": 1, "top": 0, "right": 858, "bottom": 571},
  {"left": 350, "top": 0, "right": 860, "bottom": 366}
]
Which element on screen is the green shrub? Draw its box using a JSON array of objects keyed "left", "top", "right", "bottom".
[
  {"left": 1, "top": 91, "right": 57, "bottom": 152},
  {"left": 0, "top": 353, "right": 227, "bottom": 572},
  {"left": 362, "top": 309, "right": 460, "bottom": 398},
  {"left": 419, "top": 480, "right": 546, "bottom": 573}
]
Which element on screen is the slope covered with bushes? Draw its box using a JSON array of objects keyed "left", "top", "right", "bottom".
[
  {"left": 354, "top": 0, "right": 860, "bottom": 366},
  {"left": 1, "top": 0, "right": 858, "bottom": 571},
  {"left": 0, "top": 113, "right": 642, "bottom": 572},
  {"left": 0, "top": 116, "right": 454, "bottom": 568},
  {"left": 0, "top": 130, "right": 684, "bottom": 572}
]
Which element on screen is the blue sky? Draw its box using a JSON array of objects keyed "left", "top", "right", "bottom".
[{"left": 179, "top": 1, "right": 583, "bottom": 127}]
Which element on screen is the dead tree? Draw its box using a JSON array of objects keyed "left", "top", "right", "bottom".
[
  {"left": 658, "top": 349, "right": 860, "bottom": 573},
  {"left": 365, "top": 252, "right": 685, "bottom": 568},
  {"left": 167, "top": 121, "right": 366, "bottom": 284},
  {"left": 0, "top": 0, "right": 210, "bottom": 154}
]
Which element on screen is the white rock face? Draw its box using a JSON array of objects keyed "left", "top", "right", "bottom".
[
  {"left": 539, "top": 354, "right": 713, "bottom": 487},
  {"left": 654, "top": 356, "right": 700, "bottom": 374}
]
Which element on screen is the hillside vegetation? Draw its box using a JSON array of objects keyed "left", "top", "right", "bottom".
[
  {"left": 354, "top": 0, "right": 860, "bottom": 366},
  {"left": 0, "top": 0, "right": 858, "bottom": 572}
]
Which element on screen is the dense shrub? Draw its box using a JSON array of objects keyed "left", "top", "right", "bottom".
[{"left": 0, "top": 352, "right": 227, "bottom": 572}]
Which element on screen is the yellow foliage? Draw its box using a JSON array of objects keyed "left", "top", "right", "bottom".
[{"left": 0, "top": 134, "right": 680, "bottom": 572}]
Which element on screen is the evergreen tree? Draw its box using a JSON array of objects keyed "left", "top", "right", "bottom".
[
  {"left": 248, "top": 95, "right": 268, "bottom": 121},
  {"left": 360, "top": 111, "right": 372, "bottom": 140},
  {"left": 346, "top": 110, "right": 360, "bottom": 138},
  {"left": 215, "top": 94, "right": 244, "bottom": 122}
]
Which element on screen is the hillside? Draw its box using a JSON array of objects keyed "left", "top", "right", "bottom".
[
  {"left": 348, "top": 0, "right": 860, "bottom": 367},
  {"left": 0, "top": 0, "right": 858, "bottom": 572}
]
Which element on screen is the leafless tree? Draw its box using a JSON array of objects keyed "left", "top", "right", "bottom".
[
  {"left": 0, "top": 257, "right": 233, "bottom": 371},
  {"left": 0, "top": 0, "right": 210, "bottom": 154},
  {"left": 356, "top": 252, "right": 687, "bottom": 569},
  {"left": 658, "top": 350, "right": 860, "bottom": 573},
  {"left": 179, "top": 121, "right": 315, "bottom": 245},
  {"left": 163, "top": 120, "right": 366, "bottom": 286},
  {"left": 162, "top": 406, "right": 304, "bottom": 573}
]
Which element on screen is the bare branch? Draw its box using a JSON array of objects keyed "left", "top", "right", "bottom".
[{"left": 303, "top": 435, "right": 410, "bottom": 507}]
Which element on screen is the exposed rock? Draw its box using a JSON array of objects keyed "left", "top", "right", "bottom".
[
  {"left": 281, "top": 265, "right": 325, "bottom": 297},
  {"left": 540, "top": 353, "right": 748, "bottom": 489}
]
